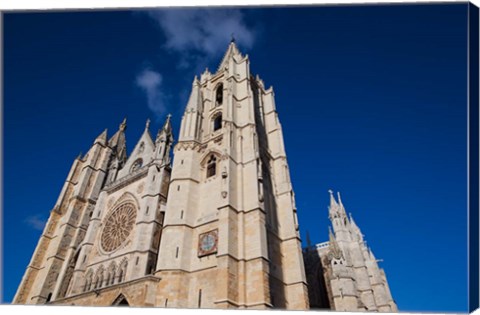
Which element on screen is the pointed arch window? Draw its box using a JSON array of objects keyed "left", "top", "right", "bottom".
[
  {"left": 213, "top": 113, "right": 222, "bottom": 132},
  {"left": 215, "top": 84, "right": 223, "bottom": 106},
  {"left": 131, "top": 158, "right": 143, "bottom": 173},
  {"left": 206, "top": 155, "right": 217, "bottom": 178}
]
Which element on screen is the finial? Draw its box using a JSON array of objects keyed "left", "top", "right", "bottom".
[
  {"left": 328, "top": 189, "right": 333, "bottom": 195},
  {"left": 230, "top": 32, "right": 236, "bottom": 43},
  {"left": 145, "top": 118, "right": 150, "bottom": 130},
  {"left": 119, "top": 117, "right": 127, "bottom": 131},
  {"left": 167, "top": 113, "right": 172, "bottom": 119},
  {"left": 337, "top": 191, "right": 343, "bottom": 204}
]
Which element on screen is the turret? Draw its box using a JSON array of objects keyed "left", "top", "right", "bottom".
[
  {"left": 180, "top": 77, "right": 202, "bottom": 141},
  {"left": 155, "top": 114, "right": 174, "bottom": 164},
  {"left": 328, "top": 190, "right": 350, "bottom": 243},
  {"left": 104, "top": 118, "right": 128, "bottom": 184},
  {"left": 108, "top": 118, "right": 127, "bottom": 167}
]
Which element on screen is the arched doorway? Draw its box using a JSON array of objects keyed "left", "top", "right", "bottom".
[{"left": 112, "top": 293, "right": 130, "bottom": 306}]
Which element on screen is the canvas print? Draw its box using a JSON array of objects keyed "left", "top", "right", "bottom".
[{"left": 2, "top": 2, "right": 479, "bottom": 313}]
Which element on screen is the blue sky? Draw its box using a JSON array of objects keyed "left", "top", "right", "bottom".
[{"left": 2, "top": 4, "right": 469, "bottom": 312}]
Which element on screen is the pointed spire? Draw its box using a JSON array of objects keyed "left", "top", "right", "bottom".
[
  {"left": 185, "top": 76, "right": 202, "bottom": 113},
  {"left": 164, "top": 114, "right": 172, "bottom": 131},
  {"left": 329, "top": 189, "right": 339, "bottom": 208},
  {"left": 94, "top": 129, "right": 108, "bottom": 145},
  {"left": 145, "top": 118, "right": 150, "bottom": 131},
  {"left": 329, "top": 226, "right": 335, "bottom": 241},
  {"left": 108, "top": 118, "right": 128, "bottom": 165},
  {"left": 217, "top": 40, "right": 242, "bottom": 72},
  {"left": 328, "top": 226, "right": 343, "bottom": 260},
  {"left": 119, "top": 117, "right": 127, "bottom": 131},
  {"left": 156, "top": 114, "right": 174, "bottom": 145},
  {"left": 349, "top": 213, "right": 363, "bottom": 241},
  {"left": 337, "top": 191, "right": 343, "bottom": 206}
]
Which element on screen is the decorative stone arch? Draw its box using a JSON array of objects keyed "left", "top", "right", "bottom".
[
  {"left": 117, "top": 257, "right": 128, "bottom": 283},
  {"left": 200, "top": 150, "right": 222, "bottom": 179},
  {"left": 106, "top": 261, "right": 117, "bottom": 286},
  {"left": 112, "top": 192, "right": 140, "bottom": 211},
  {"left": 84, "top": 269, "right": 94, "bottom": 292},
  {"left": 112, "top": 293, "right": 130, "bottom": 306},
  {"left": 93, "top": 265, "right": 105, "bottom": 289},
  {"left": 211, "top": 111, "right": 223, "bottom": 132}
]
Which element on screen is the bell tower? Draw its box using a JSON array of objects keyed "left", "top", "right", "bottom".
[{"left": 154, "top": 41, "right": 309, "bottom": 310}]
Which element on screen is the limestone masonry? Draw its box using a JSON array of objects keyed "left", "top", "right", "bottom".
[{"left": 13, "top": 42, "right": 397, "bottom": 311}]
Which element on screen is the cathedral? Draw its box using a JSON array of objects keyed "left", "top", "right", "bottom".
[{"left": 13, "top": 41, "right": 397, "bottom": 311}]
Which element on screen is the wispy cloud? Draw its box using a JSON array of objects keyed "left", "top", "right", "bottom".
[
  {"left": 147, "top": 9, "right": 255, "bottom": 67},
  {"left": 136, "top": 8, "right": 256, "bottom": 117},
  {"left": 136, "top": 68, "right": 167, "bottom": 117},
  {"left": 24, "top": 214, "right": 47, "bottom": 231}
]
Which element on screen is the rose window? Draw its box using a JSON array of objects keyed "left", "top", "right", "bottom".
[{"left": 100, "top": 202, "right": 137, "bottom": 253}]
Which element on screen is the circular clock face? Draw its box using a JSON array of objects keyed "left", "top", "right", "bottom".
[
  {"left": 100, "top": 202, "right": 137, "bottom": 253},
  {"left": 201, "top": 234, "right": 216, "bottom": 252}
]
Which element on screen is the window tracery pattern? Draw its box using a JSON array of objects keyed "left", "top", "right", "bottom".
[
  {"left": 100, "top": 202, "right": 137, "bottom": 253},
  {"left": 130, "top": 158, "right": 143, "bottom": 173}
]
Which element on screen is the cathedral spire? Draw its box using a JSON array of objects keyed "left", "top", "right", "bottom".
[
  {"left": 120, "top": 117, "right": 127, "bottom": 131},
  {"left": 157, "top": 114, "right": 173, "bottom": 140},
  {"left": 217, "top": 40, "right": 243, "bottom": 72},
  {"left": 94, "top": 129, "right": 108, "bottom": 145},
  {"left": 329, "top": 189, "right": 338, "bottom": 208},
  {"left": 328, "top": 227, "right": 343, "bottom": 260},
  {"left": 108, "top": 117, "right": 128, "bottom": 165},
  {"left": 349, "top": 213, "right": 363, "bottom": 242},
  {"left": 155, "top": 114, "right": 174, "bottom": 164}
]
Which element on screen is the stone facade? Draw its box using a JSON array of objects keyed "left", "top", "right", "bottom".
[
  {"left": 303, "top": 191, "right": 398, "bottom": 312},
  {"left": 13, "top": 42, "right": 396, "bottom": 311}
]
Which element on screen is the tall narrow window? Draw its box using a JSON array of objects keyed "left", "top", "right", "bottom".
[
  {"left": 213, "top": 113, "right": 222, "bottom": 131},
  {"left": 216, "top": 84, "right": 223, "bottom": 106},
  {"left": 206, "top": 155, "right": 217, "bottom": 178},
  {"left": 198, "top": 289, "right": 202, "bottom": 308}
]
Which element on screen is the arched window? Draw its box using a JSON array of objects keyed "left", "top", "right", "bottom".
[
  {"left": 84, "top": 270, "right": 93, "bottom": 292},
  {"left": 118, "top": 268, "right": 124, "bottom": 284},
  {"left": 131, "top": 158, "right": 143, "bottom": 173},
  {"left": 215, "top": 84, "right": 223, "bottom": 106},
  {"left": 213, "top": 113, "right": 222, "bottom": 132},
  {"left": 46, "top": 292, "right": 52, "bottom": 303},
  {"left": 111, "top": 269, "right": 116, "bottom": 285},
  {"left": 206, "top": 155, "right": 217, "bottom": 178},
  {"left": 118, "top": 260, "right": 128, "bottom": 283}
]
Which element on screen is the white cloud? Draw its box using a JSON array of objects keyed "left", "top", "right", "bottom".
[
  {"left": 136, "top": 68, "right": 167, "bottom": 117},
  {"left": 24, "top": 214, "right": 47, "bottom": 231},
  {"left": 147, "top": 9, "right": 255, "bottom": 59}
]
